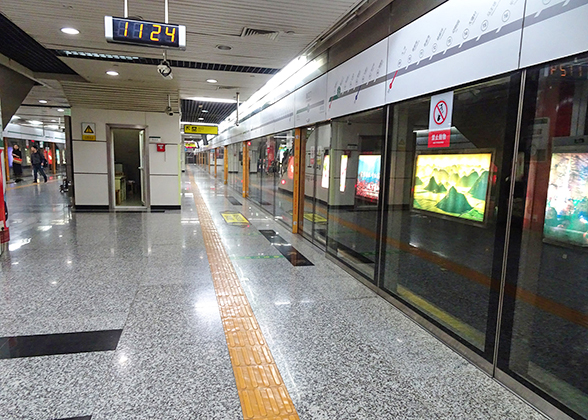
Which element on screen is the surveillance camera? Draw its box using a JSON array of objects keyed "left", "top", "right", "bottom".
[
  {"left": 165, "top": 106, "right": 174, "bottom": 116},
  {"left": 157, "top": 61, "right": 173, "bottom": 79}
]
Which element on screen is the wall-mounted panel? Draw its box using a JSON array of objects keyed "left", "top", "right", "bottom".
[
  {"left": 295, "top": 74, "right": 327, "bottom": 127},
  {"left": 150, "top": 175, "right": 180, "bottom": 206},
  {"left": 386, "top": 0, "right": 524, "bottom": 105},
  {"left": 73, "top": 173, "right": 109, "bottom": 205},
  {"left": 72, "top": 140, "right": 108, "bottom": 174},
  {"left": 327, "top": 38, "right": 388, "bottom": 120},
  {"left": 149, "top": 143, "right": 179, "bottom": 175},
  {"left": 520, "top": 0, "right": 588, "bottom": 68}
]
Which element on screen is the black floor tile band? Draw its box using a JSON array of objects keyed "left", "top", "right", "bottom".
[
  {"left": 0, "top": 330, "right": 123, "bottom": 359},
  {"left": 227, "top": 197, "right": 242, "bottom": 205},
  {"left": 259, "top": 230, "right": 314, "bottom": 266},
  {"left": 53, "top": 416, "right": 92, "bottom": 420}
]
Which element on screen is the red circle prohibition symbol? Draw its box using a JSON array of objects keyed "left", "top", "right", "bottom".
[{"left": 434, "top": 100, "right": 448, "bottom": 125}]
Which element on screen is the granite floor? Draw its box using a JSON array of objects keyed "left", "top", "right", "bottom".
[{"left": 0, "top": 168, "right": 548, "bottom": 419}]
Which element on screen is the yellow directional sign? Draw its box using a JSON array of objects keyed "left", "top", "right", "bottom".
[
  {"left": 221, "top": 212, "right": 249, "bottom": 226},
  {"left": 184, "top": 125, "right": 218, "bottom": 135},
  {"left": 82, "top": 122, "right": 96, "bottom": 141}
]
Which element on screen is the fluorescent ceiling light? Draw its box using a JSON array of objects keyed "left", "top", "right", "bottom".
[
  {"left": 198, "top": 117, "right": 204, "bottom": 121},
  {"left": 39, "top": 100, "right": 48, "bottom": 104},
  {"left": 187, "top": 97, "right": 236, "bottom": 104},
  {"left": 57, "top": 108, "right": 65, "bottom": 112},
  {"left": 11, "top": 115, "right": 20, "bottom": 120},
  {"left": 47, "top": 124, "right": 59, "bottom": 130},
  {"left": 202, "top": 110, "right": 209, "bottom": 113},
  {"left": 206, "top": 79, "right": 218, "bottom": 83},
  {"left": 61, "top": 27, "right": 79, "bottom": 35},
  {"left": 51, "top": 119, "right": 57, "bottom": 122},
  {"left": 29, "top": 120, "right": 43, "bottom": 126},
  {"left": 106, "top": 70, "right": 119, "bottom": 76}
]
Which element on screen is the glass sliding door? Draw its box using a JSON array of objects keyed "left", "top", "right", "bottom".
[
  {"left": 381, "top": 75, "right": 521, "bottom": 355},
  {"left": 327, "top": 108, "right": 386, "bottom": 281},
  {"left": 302, "top": 125, "right": 331, "bottom": 247},
  {"left": 499, "top": 54, "right": 588, "bottom": 419},
  {"left": 275, "top": 130, "right": 295, "bottom": 227}
]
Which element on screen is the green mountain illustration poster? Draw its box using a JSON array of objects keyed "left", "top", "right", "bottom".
[{"left": 413, "top": 153, "right": 492, "bottom": 222}]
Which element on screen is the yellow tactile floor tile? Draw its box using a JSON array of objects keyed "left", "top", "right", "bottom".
[{"left": 189, "top": 174, "right": 300, "bottom": 420}]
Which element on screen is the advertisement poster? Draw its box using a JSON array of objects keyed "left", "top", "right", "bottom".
[
  {"left": 413, "top": 153, "right": 492, "bottom": 222},
  {"left": 544, "top": 152, "right": 588, "bottom": 246},
  {"left": 321, "top": 155, "right": 330, "bottom": 189},
  {"left": 340, "top": 155, "right": 348, "bottom": 192},
  {"left": 356, "top": 155, "right": 381, "bottom": 201}
]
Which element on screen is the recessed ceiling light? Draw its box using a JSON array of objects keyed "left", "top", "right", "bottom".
[
  {"left": 202, "top": 110, "right": 209, "bottom": 113},
  {"left": 216, "top": 45, "right": 232, "bottom": 51},
  {"left": 39, "top": 100, "right": 48, "bottom": 104},
  {"left": 57, "top": 108, "right": 65, "bottom": 112},
  {"left": 61, "top": 27, "right": 79, "bottom": 35},
  {"left": 106, "top": 70, "right": 119, "bottom": 76},
  {"left": 198, "top": 117, "right": 204, "bottom": 121},
  {"left": 206, "top": 79, "right": 218, "bottom": 84}
]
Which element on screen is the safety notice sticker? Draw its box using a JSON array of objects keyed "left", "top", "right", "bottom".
[
  {"left": 428, "top": 91, "right": 453, "bottom": 148},
  {"left": 82, "top": 123, "right": 96, "bottom": 141}
]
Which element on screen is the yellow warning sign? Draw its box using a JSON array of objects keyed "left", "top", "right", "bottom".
[
  {"left": 221, "top": 212, "right": 249, "bottom": 226},
  {"left": 81, "top": 122, "right": 96, "bottom": 141},
  {"left": 303, "top": 213, "right": 327, "bottom": 223}
]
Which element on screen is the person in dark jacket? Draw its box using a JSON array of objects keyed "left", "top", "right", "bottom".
[
  {"left": 30, "top": 146, "right": 47, "bottom": 183},
  {"left": 12, "top": 144, "right": 23, "bottom": 182}
]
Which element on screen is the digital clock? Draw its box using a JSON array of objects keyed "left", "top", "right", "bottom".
[{"left": 104, "top": 16, "right": 186, "bottom": 50}]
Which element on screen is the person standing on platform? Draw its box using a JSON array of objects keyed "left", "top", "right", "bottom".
[
  {"left": 30, "top": 146, "right": 48, "bottom": 183},
  {"left": 12, "top": 144, "right": 23, "bottom": 182}
]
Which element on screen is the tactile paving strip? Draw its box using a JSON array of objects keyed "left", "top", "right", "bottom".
[{"left": 189, "top": 174, "right": 300, "bottom": 420}]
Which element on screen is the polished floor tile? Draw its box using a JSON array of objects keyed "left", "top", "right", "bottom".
[{"left": 0, "top": 168, "right": 548, "bottom": 420}]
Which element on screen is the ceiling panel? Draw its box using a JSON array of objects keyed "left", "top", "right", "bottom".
[{"left": 0, "top": 0, "right": 365, "bottom": 69}]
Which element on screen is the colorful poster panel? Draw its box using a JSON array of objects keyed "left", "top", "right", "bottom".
[
  {"left": 413, "top": 153, "right": 492, "bottom": 223},
  {"left": 544, "top": 152, "right": 588, "bottom": 247},
  {"left": 356, "top": 155, "right": 381, "bottom": 201}
]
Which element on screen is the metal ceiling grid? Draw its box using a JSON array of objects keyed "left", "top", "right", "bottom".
[
  {"left": 0, "top": 0, "right": 366, "bottom": 69},
  {"left": 0, "top": 13, "right": 76, "bottom": 74},
  {"left": 181, "top": 100, "right": 237, "bottom": 124}
]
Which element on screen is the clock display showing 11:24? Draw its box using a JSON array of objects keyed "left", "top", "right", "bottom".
[{"left": 104, "top": 16, "right": 186, "bottom": 50}]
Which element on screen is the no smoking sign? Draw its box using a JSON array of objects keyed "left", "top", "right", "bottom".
[{"left": 428, "top": 91, "right": 453, "bottom": 148}]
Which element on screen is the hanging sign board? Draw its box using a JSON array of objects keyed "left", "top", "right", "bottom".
[
  {"left": 81, "top": 123, "right": 96, "bottom": 141},
  {"left": 428, "top": 91, "right": 453, "bottom": 148},
  {"left": 183, "top": 125, "right": 219, "bottom": 135}
]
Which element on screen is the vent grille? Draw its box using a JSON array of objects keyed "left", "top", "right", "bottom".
[
  {"left": 181, "top": 99, "right": 237, "bottom": 125},
  {"left": 241, "top": 27, "right": 280, "bottom": 41},
  {"left": 52, "top": 50, "right": 280, "bottom": 75}
]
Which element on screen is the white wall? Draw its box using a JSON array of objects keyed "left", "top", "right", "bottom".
[{"left": 71, "top": 108, "right": 180, "bottom": 207}]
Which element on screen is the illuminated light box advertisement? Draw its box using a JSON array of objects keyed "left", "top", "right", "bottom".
[
  {"left": 321, "top": 155, "right": 330, "bottom": 189},
  {"left": 340, "top": 155, "right": 348, "bottom": 192},
  {"left": 413, "top": 153, "right": 492, "bottom": 223},
  {"left": 356, "top": 155, "right": 381, "bottom": 201},
  {"left": 544, "top": 152, "right": 588, "bottom": 247}
]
